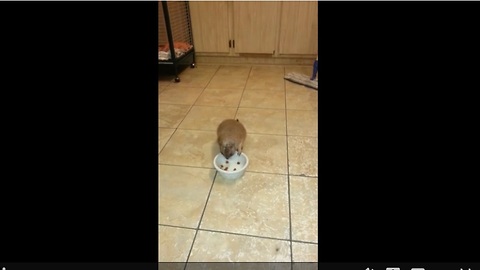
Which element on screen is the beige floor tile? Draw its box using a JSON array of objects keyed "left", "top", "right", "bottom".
[
  {"left": 287, "top": 136, "right": 318, "bottom": 177},
  {"left": 285, "top": 79, "right": 311, "bottom": 91},
  {"left": 285, "top": 65, "right": 312, "bottom": 76},
  {"left": 159, "top": 104, "right": 191, "bottom": 128},
  {"left": 239, "top": 88, "right": 285, "bottom": 109},
  {"left": 159, "top": 85, "right": 204, "bottom": 105},
  {"left": 185, "top": 64, "right": 219, "bottom": 75},
  {"left": 245, "top": 75, "right": 285, "bottom": 91},
  {"left": 216, "top": 65, "right": 252, "bottom": 77},
  {"left": 159, "top": 77, "right": 174, "bottom": 90},
  {"left": 171, "top": 65, "right": 218, "bottom": 88},
  {"left": 286, "top": 86, "right": 318, "bottom": 110},
  {"left": 207, "top": 75, "right": 248, "bottom": 90},
  {"left": 195, "top": 88, "right": 244, "bottom": 107},
  {"left": 287, "top": 110, "right": 318, "bottom": 137},
  {"left": 159, "top": 225, "right": 196, "bottom": 262},
  {"left": 159, "top": 165, "right": 215, "bottom": 228},
  {"left": 290, "top": 176, "right": 318, "bottom": 243},
  {"left": 201, "top": 172, "right": 289, "bottom": 239},
  {"left": 172, "top": 73, "right": 214, "bottom": 88},
  {"left": 159, "top": 128, "right": 175, "bottom": 153},
  {"left": 159, "top": 129, "right": 218, "bottom": 168},
  {"left": 244, "top": 134, "right": 288, "bottom": 174},
  {"left": 158, "top": 64, "right": 323, "bottom": 263},
  {"left": 178, "top": 106, "right": 237, "bottom": 131},
  {"left": 250, "top": 65, "right": 285, "bottom": 77},
  {"left": 188, "top": 231, "right": 291, "bottom": 262},
  {"left": 292, "top": 242, "right": 318, "bottom": 262},
  {"left": 236, "top": 108, "right": 286, "bottom": 135}
]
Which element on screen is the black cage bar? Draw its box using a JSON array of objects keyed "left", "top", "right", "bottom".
[{"left": 158, "top": 1, "right": 196, "bottom": 82}]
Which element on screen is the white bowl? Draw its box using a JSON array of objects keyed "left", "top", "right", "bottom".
[{"left": 213, "top": 152, "right": 249, "bottom": 180}]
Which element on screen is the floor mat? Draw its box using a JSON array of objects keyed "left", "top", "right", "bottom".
[{"left": 284, "top": 72, "right": 318, "bottom": 90}]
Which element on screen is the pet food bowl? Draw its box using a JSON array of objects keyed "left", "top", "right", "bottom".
[{"left": 213, "top": 152, "right": 249, "bottom": 180}]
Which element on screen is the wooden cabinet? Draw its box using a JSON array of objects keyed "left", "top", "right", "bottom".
[
  {"left": 278, "top": 1, "right": 318, "bottom": 55},
  {"left": 188, "top": 1, "right": 317, "bottom": 58},
  {"left": 232, "top": 2, "right": 280, "bottom": 54},
  {"left": 189, "top": 2, "right": 230, "bottom": 53}
]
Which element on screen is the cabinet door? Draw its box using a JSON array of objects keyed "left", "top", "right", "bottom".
[
  {"left": 278, "top": 2, "right": 318, "bottom": 55},
  {"left": 233, "top": 2, "right": 280, "bottom": 54},
  {"left": 189, "top": 2, "right": 230, "bottom": 53}
]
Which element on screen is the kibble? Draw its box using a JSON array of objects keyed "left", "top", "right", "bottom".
[
  {"left": 224, "top": 167, "right": 228, "bottom": 171},
  {"left": 233, "top": 168, "right": 237, "bottom": 171},
  {"left": 226, "top": 160, "right": 229, "bottom": 164},
  {"left": 237, "top": 162, "right": 240, "bottom": 165}
]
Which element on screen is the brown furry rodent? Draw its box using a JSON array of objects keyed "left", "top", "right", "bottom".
[{"left": 217, "top": 119, "right": 247, "bottom": 159}]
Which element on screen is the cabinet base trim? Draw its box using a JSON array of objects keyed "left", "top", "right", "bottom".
[{"left": 195, "top": 55, "right": 315, "bottom": 66}]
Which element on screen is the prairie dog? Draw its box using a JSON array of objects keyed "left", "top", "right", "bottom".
[{"left": 217, "top": 119, "right": 247, "bottom": 159}]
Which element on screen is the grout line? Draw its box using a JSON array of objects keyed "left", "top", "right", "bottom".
[
  {"left": 167, "top": 127, "right": 218, "bottom": 133},
  {"left": 161, "top": 127, "right": 317, "bottom": 141},
  {"left": 158, "top": 163, "right": 217, "bottom": 171},
  {"left": 286, "top": 134, "right": 318, "bottom": 138},
  {"left": 158, "top": 162, "right": 299, "bottom": 178},
  {"left": 159, "top": 223, "right": 319, "bottom": 246},
  {"left": 158, "top": 163, "right": 215, "bottom": 170},
  {"left": 169, "top": 128, "right": 290, "bottom": 135},
  {"left": 191, "top": 227, "right": 288, "bottom": 244},
  {"left": 158, "top": 105, "right": 193, "bottom": 156},
  {"left": 160, "top": 68, "right": 220, "bottom": 268},
  {"left": 289, "top": 239, "right": 319, "bottom": 245},
  {"left": 159, "top": 66, "right": 219, "bottom": 156},
  {"left": 160, "top": 101, "right": 317, "bottom": 111},
  {"left": 184, "top": 170, "right": 218, "bottom": 266},
  {"left": 236, "top": 106, "right": 287, "bottom": 111},
  {"left": 158, "top": 223, "right": 197, "bottom": 231},
  {"left": 164, "top": 126, "right": 316, "bottom": 139},
  {"left": 191, "top": 66, "right": 220, "bottom": 105},
  {"left": 159, "top": 161, "right": 317, "bottom": 178},
  {"left": 178, "top": 104, "right": 241, "bottom": 108},
  {"left": 234, "top": 66, "right": 251, "bottom": 119},
  {"left": 159, "top": 127, "right": 181, "bottom": 155},
  {"left": 285, "top": 173, "right": 318, "bottom": 178},
  {"left": 283, "top": 66, "right": 295, "bottom": 266},
  {"left": 238, "top": 105, "right": 287, "bottom": 110},
  {"left": 158, "top": 128, "right": 177, "bottom": 154},
  {"left": 161, "top": 65, "right": 220, "bottom": 138}
]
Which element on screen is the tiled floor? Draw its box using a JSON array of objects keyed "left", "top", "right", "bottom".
[{"left": 159, "top": 64, "right": 318, "bottom": 263}]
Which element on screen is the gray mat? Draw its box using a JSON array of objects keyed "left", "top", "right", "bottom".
[{"left": 284, "top": 72, "right": 318, "bottom": 90}]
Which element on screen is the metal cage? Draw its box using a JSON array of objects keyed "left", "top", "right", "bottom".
[{"left": 158, "top": 1, "right": 196, "bottom": 82}]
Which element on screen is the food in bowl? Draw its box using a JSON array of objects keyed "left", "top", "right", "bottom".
[{"left": 213, "top": 152, "right": 249, "bottom": 180}]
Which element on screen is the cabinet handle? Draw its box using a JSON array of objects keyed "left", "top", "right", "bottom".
[
  {"left": 229, "top": 40, "right": 231, "bottom": 48},
  {"left": 233, "top": 40, "right": 235, "bottom": 48}
]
